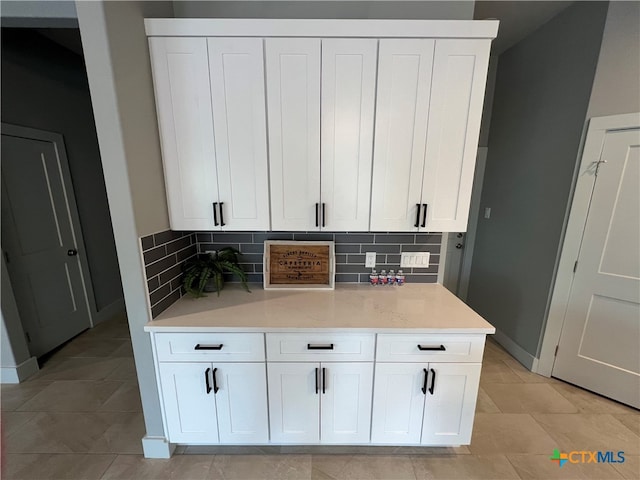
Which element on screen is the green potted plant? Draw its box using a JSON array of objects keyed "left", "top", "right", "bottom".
[{"left": 182, "top": 247, "right": 250, "bottom": 297}]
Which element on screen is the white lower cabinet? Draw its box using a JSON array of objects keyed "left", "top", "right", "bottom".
[
  {"left": 159, "top": 362, "right": 269, "bottom": 444},
  {"left": 267, "top": 362, "right": 373, "bottom": 444},
  {"left": 371, "top": 362, "right": 481, "bottom": 445}
]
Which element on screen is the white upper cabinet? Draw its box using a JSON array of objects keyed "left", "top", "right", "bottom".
[
  {"left": 149, "top": 37, "right": 269, "bottom": 231},
  {"left": 370, "top": 39, "right": 435, "bottom": 232},
  {"left": 370, "top": 38, "right": 491, "bottom": 232},
  {"left": 149, "top": 37, "right": 218, "bottom": 231},
  {"left": 421, "top": 40, "right": 491, "bottom": 232},
  {"left": 208, "top": 38, "right": 270, "bottom": 231},
  {"left": 321, "top": 39, "right": 378, "bottom": 232},
  {"left": 266, "top": 39, "right": 321, "bottom": 231}
]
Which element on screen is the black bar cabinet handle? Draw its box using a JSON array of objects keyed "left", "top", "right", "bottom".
[
  {"left": 194, "top": 344, "right": 224, "bottom": 350},
  {"left": 415, "top": 203, "right": 421, "bottom": 228},
  {"left": 307, "top": 344, "right": 334, "bottom": 350},
  {"left": 219, "top": 202, "right": 225, "bottom": 226},
  {"left": 212, "top": 367, "right": 219, "bottom": 393},
  {"left": 315, "top": 203, "right": 319, "bottom": 227},
  {"left": 205, "top": 367, "right": 212, "bottom": 394},
  {"left": 322, "top": 203, "right": 326, "bottom": 227},
  {"left": 429, "top": 368, "right": 436, "bottom": 395},
  {"left": 421, "top": 203, "right": 428, "bottom": 228},
  {"left": 322, "top": 367, "right": 326, "bottom": 394},
  {"left": 213, "top": 203, "right": 219, "bottom": 226},
  {"left": 417, "top": 344, "right": 446, "bottom": 351},
  {"left": 421, "top": 368, "right": 428, "bottom": 395},
  {"left": 315, "top": 367, "right": 319, "bottom": 394}
]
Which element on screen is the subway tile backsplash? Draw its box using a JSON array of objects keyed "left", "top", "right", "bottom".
[
  {"left": 140, "top": 230, "right": 197, "bottom": 318},
  {"left": 142, "top": 230, "right": 442, "bottom": 319}
]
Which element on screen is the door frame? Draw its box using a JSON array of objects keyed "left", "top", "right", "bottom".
[
  {"left": 536, "top": 112, "right": 640, "bottom": 376},
  {"left": 1, "top": 123, "right": 97, "bottom": 331}
]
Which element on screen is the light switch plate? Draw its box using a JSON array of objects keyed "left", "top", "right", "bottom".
[
  {"left": 365, "top": 252, "right": 376, "bottom": 268},
  {"left": 401, "top": 252, "right": 430, "bottom": 268}
]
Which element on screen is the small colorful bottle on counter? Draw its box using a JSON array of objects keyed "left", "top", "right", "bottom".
[
  {"left": 396, "top": 270, "right": 405, "bottom": 286},
  {"left": 387, "top": 270, "right": 396, "bottom": 286},
  {"left": 379, "top": 269, "right": 388, "bottom": 285},
  {"left": 369, "top": 269, "right": 379, "bottom": 286}
]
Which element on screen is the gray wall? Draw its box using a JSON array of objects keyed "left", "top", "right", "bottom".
[
  {"left": 1, "top": 28, "right": 122, "bottom": 312},
  {"left": 173, "top": 1, "right": 474, "bottom": 19},
  {"left": 586, "top": 1, "right": 640, "bottom": 118},
  {"left": 466, "top": 2, "right": 608, "bottom": 357},
  {"left": 76, "top": 0, "right": 174, "bottom": 454}
]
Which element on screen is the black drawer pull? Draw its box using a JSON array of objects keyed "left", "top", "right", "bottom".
[
  {"left": 307, "top": 344, "right": 334, "bottom": 350},
  {"left": 417, "top": 344, "right": 446, "bottom": 351},
  {"left": 219, "top": 202, "right": 225, "bottom": 227},
  {"left": 429, "top": 368, "right": 436, "bottom": 395},
  {"left": 421, "top": 203, "right": 428, "bottom": 228},
  {"left": 315, "top": 203, "right": 319, "bottom": 227},
  {"left": 213, "top": 203, "right": 219, "bottom": 226},
  {"left": 194, "top": 344, "right": 223, "bottom": 350},
  {"left": 421, "top": 368, "right": 428, "bottom": 395},
  {"left": 322, "top": 367, "right": 326, "bottom": 394},
  {"left": 415, "top": 203, "right": 421, "bottom": 228},
  {"left": 315, "top": 367, "right": 319, "bottom": 394},
  {"left": 205, "top": 367, "right": 212, "bottom": 394},
  {"left": 212, "top": 367, "right": 220, "bottom": 394}
]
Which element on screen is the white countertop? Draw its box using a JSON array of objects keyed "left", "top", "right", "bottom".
[{"left": 145, "top": 283, "right": 495, "bottom": 334}]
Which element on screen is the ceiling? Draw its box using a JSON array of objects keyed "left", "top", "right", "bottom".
[{"left": 474, "top": 1, "right": 574, "bottom": 54}]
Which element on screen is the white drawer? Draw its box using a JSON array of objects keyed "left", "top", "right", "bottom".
[
  {"left": 266, "top": 333, "right": 375, "bottom": 362},
  {"left": 154, "top": 333, "right": 265, "bottom": 362},
  {"left": 376, "top": 334, "right": 485, "bottom": 363}
]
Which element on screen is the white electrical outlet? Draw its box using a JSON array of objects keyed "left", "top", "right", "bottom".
[
  {"left": 401, "top": 252, "right": 430, "bottom": 268},
  {"left": 365, "top": 252, "right": 376, "bottom": 268},
  {"left": 484, "top": 207, "right": 491, "bottom": 219}
]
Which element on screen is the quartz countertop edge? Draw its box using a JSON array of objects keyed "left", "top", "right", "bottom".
[{"left": 145, "top": 283, "right": 495, "bottom": 334}]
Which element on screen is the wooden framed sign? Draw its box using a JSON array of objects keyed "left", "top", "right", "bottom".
[{"left": 263, "top": 241, "right": 335, "bottom": 290}]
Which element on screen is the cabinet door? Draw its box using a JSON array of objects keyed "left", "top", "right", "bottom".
[
  {"left": 214, "top": 363, "right": 269, "bottom": 444},
  {"left": 421, "top": 39, "right": 491, "bottom": 232},
  {"left": 370, "top": 40, "right": 435, "bottom": 232},
  {"left": 421, "top": 363, "right": 481, "bottom": 445},
  {"left": 267, "top": 363, "right": 320, "bottom": 443},
  {"left": 208, "top": 38, "right": 270, "bottom": 231},
  {"left": 265, "top": 39, "right": 321, "bottom": 231},
  {"left": 149, "top": 37, "right": 219, "bottom": 231},
  {"left": 320, "top": 362, "right": 373, "bottom": 444},
  {"left": 321, "top": 39, "right": 377, "bottom": 231},
  {"left": 370, "top": 363, "right": 427, "bottom": 444},
  {"left": 158, "top": 363, "right": 218, "bottom": 443}
]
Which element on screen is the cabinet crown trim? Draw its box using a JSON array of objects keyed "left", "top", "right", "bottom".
[{"left": 145, "top": 19, "right": 499, "bottom": 39}]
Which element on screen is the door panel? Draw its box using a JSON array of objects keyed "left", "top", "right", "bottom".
[
  {"left": 149, "top": 37, "right": 218, "bottom": 230},
  {"left": 554, "top": 128, "right": 640, "bottom": 408},
  {"left": 370, "top": 363, "right": 427, "bottom": 444},
  {"left": 422, "top": 40, "right": 491, "bottom": 232},
  {"left": 267, "top": 362, "right": 320, "bottom": 443},
  {"left": 321, "top": 39, "right": 377, "bottom": 231},
  {"left": 158, "top": 363, "right": 219, "bottom": 443},
  {"left": 214, "top": 363, "right": 269, "bottom": 444},
  {"left": 320, "top": 362, "right": 373, "bottom": 444},
  {"left": 421, "top": 363, "right": 480, "bottom": 445},
  {"left": 370, "top": 39, "right": 434, "bottom": 232},
  {"left": 266, "top": 39, "right": 321, "bottom": 231},
  {"left": 1, "top": 134, "right": 90, "bottom": 357},
  {"left": 208, "top": 38, "right": 270, "bottom": 231}
]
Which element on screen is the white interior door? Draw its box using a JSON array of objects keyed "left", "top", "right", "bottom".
[
  {"left": 208, "top": 38, "right": 270, "bottom": 231},
  {"left": 1, "top": 133, "right": 91, "bottom": 357},
  {"left": 265, "top": 38, "right": 321, "bottom": 231},
  {"left": 321, "top": 39, "right": 377, "bottom": 231},
  {"left": 553, "top": 128, "right": 640, "bottom": 408}
]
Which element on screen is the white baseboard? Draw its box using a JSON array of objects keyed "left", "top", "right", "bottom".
[
  {"left": 142, "top": 435, "right": 175, "bottom": 458},
  {"left": 92, "top": 297, "right": 126, "bottom": 327},
  {"left": 0, "top": 356, "right": 39, "bottom": 384},
  {"left": 493, "top": 329, "right": 538, "bottom": 371}
]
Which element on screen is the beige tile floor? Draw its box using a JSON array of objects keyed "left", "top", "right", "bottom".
[{"left": 1, "top": 313, "right": 638, "bottom": 479}]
